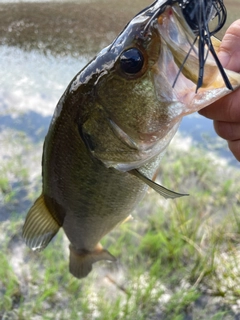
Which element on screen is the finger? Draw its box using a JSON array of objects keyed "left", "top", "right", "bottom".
[
  {"left": 199, "top": 20, "right": 240, "bottom": 120},
  {"left": 214, "top": 120, "right": 240, "bottom": 141},
  {"left": 228, "top": 140, "right": 240, "bottom": 162},
  {"left": 218, "top": 19, "right": 240, "bottom": 72},
  {"left": 199, "top": 88, "right": 240, "bottom": 121}
]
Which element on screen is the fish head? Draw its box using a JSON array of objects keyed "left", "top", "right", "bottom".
[{"left": 71, "top": 0, "right": 240, "bottom": 170}]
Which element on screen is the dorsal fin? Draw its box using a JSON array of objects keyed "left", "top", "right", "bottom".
[
  {"left": 22, "top": 194, "right": 60, "bottom": 251},
  {"left": 130, "top": 169, "right": 189, "bottom": 199}
]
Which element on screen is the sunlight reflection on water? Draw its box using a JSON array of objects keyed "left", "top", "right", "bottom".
[{"left": 0, "top": 45, "right": 88, "bottom": 116}]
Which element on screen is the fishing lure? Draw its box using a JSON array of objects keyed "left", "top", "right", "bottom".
[{"left": 142, "top": 0, "right": 232, "bottom": 91}]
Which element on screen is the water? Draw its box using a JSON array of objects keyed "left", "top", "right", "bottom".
[
  {"left": 0, "top": 45, "right": 88, "bottom": 141},
  {"left": 179, "top": 114, "right": 238, "bottom": 166},
  {"left": 0, "top": 43, "right": 238, "bottom": 166}
]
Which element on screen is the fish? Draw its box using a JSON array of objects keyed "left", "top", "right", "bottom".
[{"left": 22, "top": 0, "right": 240, "bottom": 279}]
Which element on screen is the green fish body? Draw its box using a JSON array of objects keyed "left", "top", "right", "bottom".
[{"left": 23, "top": 1, "right": 240, "bottom": 278}]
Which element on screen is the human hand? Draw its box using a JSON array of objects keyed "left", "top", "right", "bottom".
[{"left": 199, "top": 20, "right": 240, "bottom": 161}]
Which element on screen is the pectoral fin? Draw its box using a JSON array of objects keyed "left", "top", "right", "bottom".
[
  {"left": 130, "top": 169, "right": 188, "bottom": 199},
  {"left": 69, "top": 244, "right": 116, "bottom": 279},
  {"left": 22, "top": 194, "right": 60, "bottom": 251}
]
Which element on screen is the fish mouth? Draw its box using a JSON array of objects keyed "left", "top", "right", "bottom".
[
  {"left": 142, "top": 0, "right": 230, "bottom": 90},
  {"left": 152, "top": 3, "right": 240, "bottom": 116}
]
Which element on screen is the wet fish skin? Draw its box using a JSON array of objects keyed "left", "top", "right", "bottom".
[{"left": 22, "top": 0, "right": 240, "bottom": 278}]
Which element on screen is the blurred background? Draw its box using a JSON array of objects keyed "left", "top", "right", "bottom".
[{"left": 1, "top": 0, "right": 240, "bottom": 319}]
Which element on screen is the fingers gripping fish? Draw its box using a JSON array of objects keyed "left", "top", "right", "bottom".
[{"left": 22, "top": 0, "right": 240, "bottom": 278}]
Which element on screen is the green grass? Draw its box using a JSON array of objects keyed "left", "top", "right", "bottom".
[{"left": 0, "top": 137, "right": 240, "bottom": 319}]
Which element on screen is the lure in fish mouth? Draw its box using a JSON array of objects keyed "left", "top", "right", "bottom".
[
  {"left": 175, "top": 0, "right": 232, "bottom": 91},
  {"left": 124, "top": 0, "right": 232, "bottom": 92},
  {"left": 22, "top": 0, "right": 240, "bottom": 279}
]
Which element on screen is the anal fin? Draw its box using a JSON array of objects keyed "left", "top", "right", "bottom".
[
  {"left": 22, "top": 194, "right": 60, "bottom": 251},
  {"left": 69, "top": 244, "right": 116, "bottom": 279}
]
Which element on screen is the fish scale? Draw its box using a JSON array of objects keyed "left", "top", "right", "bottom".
[{"left": 22, "top": 0, "right": 240, "bottom": 278}]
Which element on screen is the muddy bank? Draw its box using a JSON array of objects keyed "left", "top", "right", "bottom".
[
  {"left": 0, "top": 0, "right": 239, "bottom": 57},
  {"left": 0, "top": 0, "right": 149, "bottom": 56}
]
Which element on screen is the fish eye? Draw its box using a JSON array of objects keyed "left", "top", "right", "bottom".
[{"left": 119, "top": 48, "right": 144, "bottom": 74}]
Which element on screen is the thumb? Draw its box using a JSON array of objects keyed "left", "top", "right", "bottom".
[{"left": 217, "top": 19, "right": 240, "bottom": 72}]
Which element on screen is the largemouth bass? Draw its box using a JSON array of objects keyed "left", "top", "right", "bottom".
[{"left": 22, "top": 0, "right": 240, "bottom": 278}]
